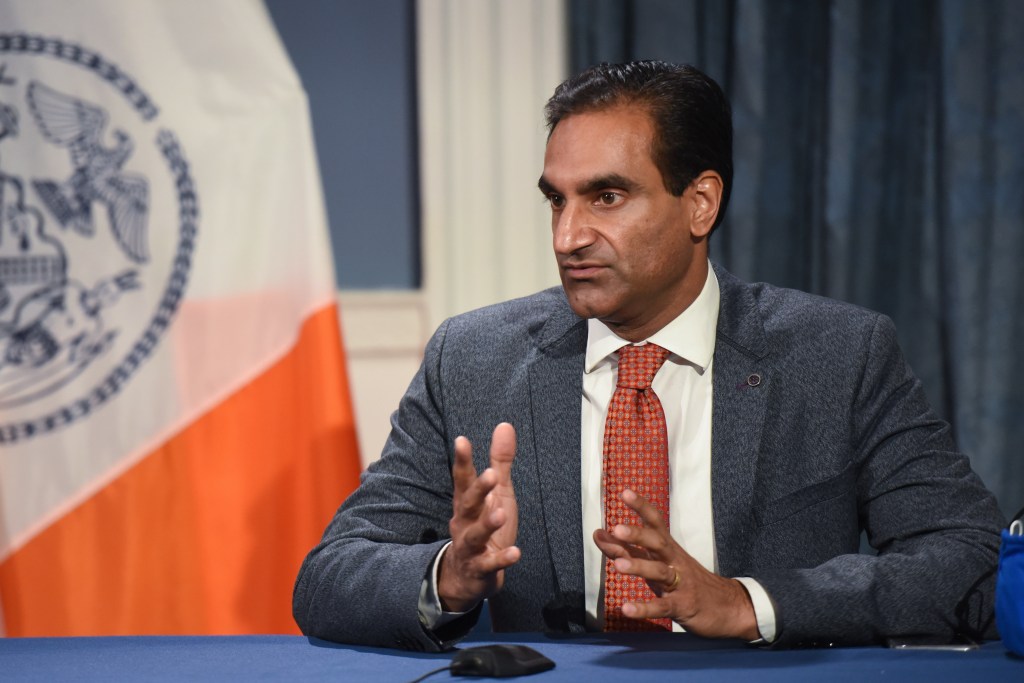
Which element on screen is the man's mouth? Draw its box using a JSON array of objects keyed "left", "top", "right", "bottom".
[{"left": 561, "top": 262, "right": 606, "bottom": 279}]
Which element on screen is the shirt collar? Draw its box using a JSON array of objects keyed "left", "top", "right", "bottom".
[{"left": 584, "top": 263, "right": 720, "bottom": 373}]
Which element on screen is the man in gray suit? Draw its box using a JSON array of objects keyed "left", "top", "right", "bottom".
[{"left": 293, "top": 61, "right": 1003, "bottom": 651}]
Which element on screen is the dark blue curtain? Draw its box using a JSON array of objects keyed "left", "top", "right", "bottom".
[{"left": 569, "top": 0, "right": 1024, "bottom": 517}]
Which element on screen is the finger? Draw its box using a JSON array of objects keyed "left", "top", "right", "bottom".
[
  {"left": 455, "top": 468, "right": 500, "bottom": 521},
  {"left": 621, "top": 489, "right": 668, "bottom": 532},
  {"left": 452, "top": 436, "right": 477, "bottom": 497},
  {"left": 593, "top": 528, "right": 638, "bottom": 560},
  {"left": 613, "top": 556, "right": 678, "bottom": 589},
  {"left": 489, "top": 423, "right": 516, "bottom": 480},
  {"left": 467, "top": 545, "right": 522, "bottom": 575},
  {"left": 611, "top": 523, "right": 672, "bottom": 559},
  {"left": 454, "top": 513, "right": 522, "bottom": 583},
  {"left": 663, "top": 565, "right": 680, "bottom": 593},
  {"left": 593, "top": 528, "right": 647, "bottom": 557},
  {"left": 461, "top": 504, "right": 508, "bottom": 551},
  {"left": 622, "top": 598, "right": 672, "bottom": 621}
]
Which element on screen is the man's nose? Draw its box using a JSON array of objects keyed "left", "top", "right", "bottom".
[{"left": 553, "top": 202, "right": 594, "bottom": 255}]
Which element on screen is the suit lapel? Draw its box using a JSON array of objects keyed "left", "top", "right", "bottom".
[
  {"left": 526, "top": 301, "right": 587, "bottom": 619},
  {"left": 710, "top": 264, "right": 771, "bottom": 575}
]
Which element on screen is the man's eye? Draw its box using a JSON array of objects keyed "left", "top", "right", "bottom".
[
  {"left": 547, "top": 194, "right": 565, "bottom": 209},
  {"left": 598, "top": 192, "right": 620, "bottom": 206}
]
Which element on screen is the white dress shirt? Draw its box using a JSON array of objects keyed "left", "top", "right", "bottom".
[{"left": 422, "top": 264, "right": 775, "bottom": 641}]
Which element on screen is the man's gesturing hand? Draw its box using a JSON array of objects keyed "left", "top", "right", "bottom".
[
  {"left": 593, "top": 489, "right": 760, "bottom": 640},
  {"left": 437, "top": 422, "right": 520, "bottom": 613}
]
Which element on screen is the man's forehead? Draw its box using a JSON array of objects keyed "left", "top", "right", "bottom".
[{"left": 541, "top": 107, "right": 658, "bottom": 187}]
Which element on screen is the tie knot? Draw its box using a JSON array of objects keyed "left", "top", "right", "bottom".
[{"left": 616, "top": 343, "right": 670, "bottom": 389}]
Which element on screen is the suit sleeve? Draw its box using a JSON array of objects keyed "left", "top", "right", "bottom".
[
  {"left": 751, "top": 314, "right": 1004, "bottom": 647},
  {"left": 292, "top": 319, "right": 480, "bottom": 651}
]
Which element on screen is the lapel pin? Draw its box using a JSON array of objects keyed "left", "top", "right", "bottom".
[{"left": 736, "top": 373, "right": 762, "bottom": 389}]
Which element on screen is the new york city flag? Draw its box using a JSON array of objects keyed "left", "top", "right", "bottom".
[{"left": 0, "top": 0, "right": 361, "bottom": 635}]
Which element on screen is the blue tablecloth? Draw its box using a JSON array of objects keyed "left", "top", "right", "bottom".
[{"left": 1, "top": 631, "right": 1021, "bottom": 682}]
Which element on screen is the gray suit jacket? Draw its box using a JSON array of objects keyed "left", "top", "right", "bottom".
[{"left": 293, "top": 263, "right": 1003, "bottom": 651}]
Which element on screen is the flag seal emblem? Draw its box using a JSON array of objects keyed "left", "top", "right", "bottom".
[{"left": 0, "top": 34, "right": 197, "bottom": 443}]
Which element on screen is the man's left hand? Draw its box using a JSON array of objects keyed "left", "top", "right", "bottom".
[{"left": 593, "top": 488, "right": 760, "bottom": 640}]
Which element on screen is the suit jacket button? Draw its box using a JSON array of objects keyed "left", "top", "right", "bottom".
[{"left": 747, "top": 373, "right": 762, "bottom": 387}]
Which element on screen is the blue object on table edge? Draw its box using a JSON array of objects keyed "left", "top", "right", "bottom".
[{"left": 997, "top": 527, "right": 1024, "bottom": 657}]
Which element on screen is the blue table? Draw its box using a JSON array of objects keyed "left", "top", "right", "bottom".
[{"left": 2, "top": 632, "right": 1021, "bottom": 682}]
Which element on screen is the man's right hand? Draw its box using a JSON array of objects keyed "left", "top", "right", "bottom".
[{"left": 437, "top": 422, "right": 520, "bottom": 613}]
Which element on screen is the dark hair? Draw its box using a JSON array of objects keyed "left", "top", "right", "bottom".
[{"left": 545, "top": 61, "right": 733, "bottom": 231}]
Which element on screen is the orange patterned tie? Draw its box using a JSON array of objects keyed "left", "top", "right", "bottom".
[{"left": 602, "top": 342, "right": 672, "bottom": 631}]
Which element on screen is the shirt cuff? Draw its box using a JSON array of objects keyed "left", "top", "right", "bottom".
[
  {"left": 418, "top": 541, "right": 476, "bottom": 630},
  {"left": 735, "top": 577, "right": 777, "bottom": 643}
]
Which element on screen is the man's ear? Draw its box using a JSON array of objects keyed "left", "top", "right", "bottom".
[{"left": 688, "top": 171, "right": 723, "bottom": 239}]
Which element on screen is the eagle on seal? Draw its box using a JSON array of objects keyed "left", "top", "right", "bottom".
[{"left": 26, "top": 80, "right": 150, "bottom": 263}]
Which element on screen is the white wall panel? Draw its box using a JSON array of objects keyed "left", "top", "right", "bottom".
[{"left": 417, "top": 0, "right": 568, "bottom": 329}]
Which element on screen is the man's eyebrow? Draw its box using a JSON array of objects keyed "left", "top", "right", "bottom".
[
  {"left": 577, "top": 174, "right": 638, "bottom": 195},
  {"left": 538, "top": 173, "right": 638, "bottom": 197}
]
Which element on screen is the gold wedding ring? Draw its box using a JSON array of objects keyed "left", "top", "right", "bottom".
[{"left": 665, "top": 566, "right": 680, "bottom": 592}]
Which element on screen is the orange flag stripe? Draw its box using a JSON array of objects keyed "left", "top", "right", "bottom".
[{"left": 0, "top": 304, "right": 361, "bottom": 636}]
